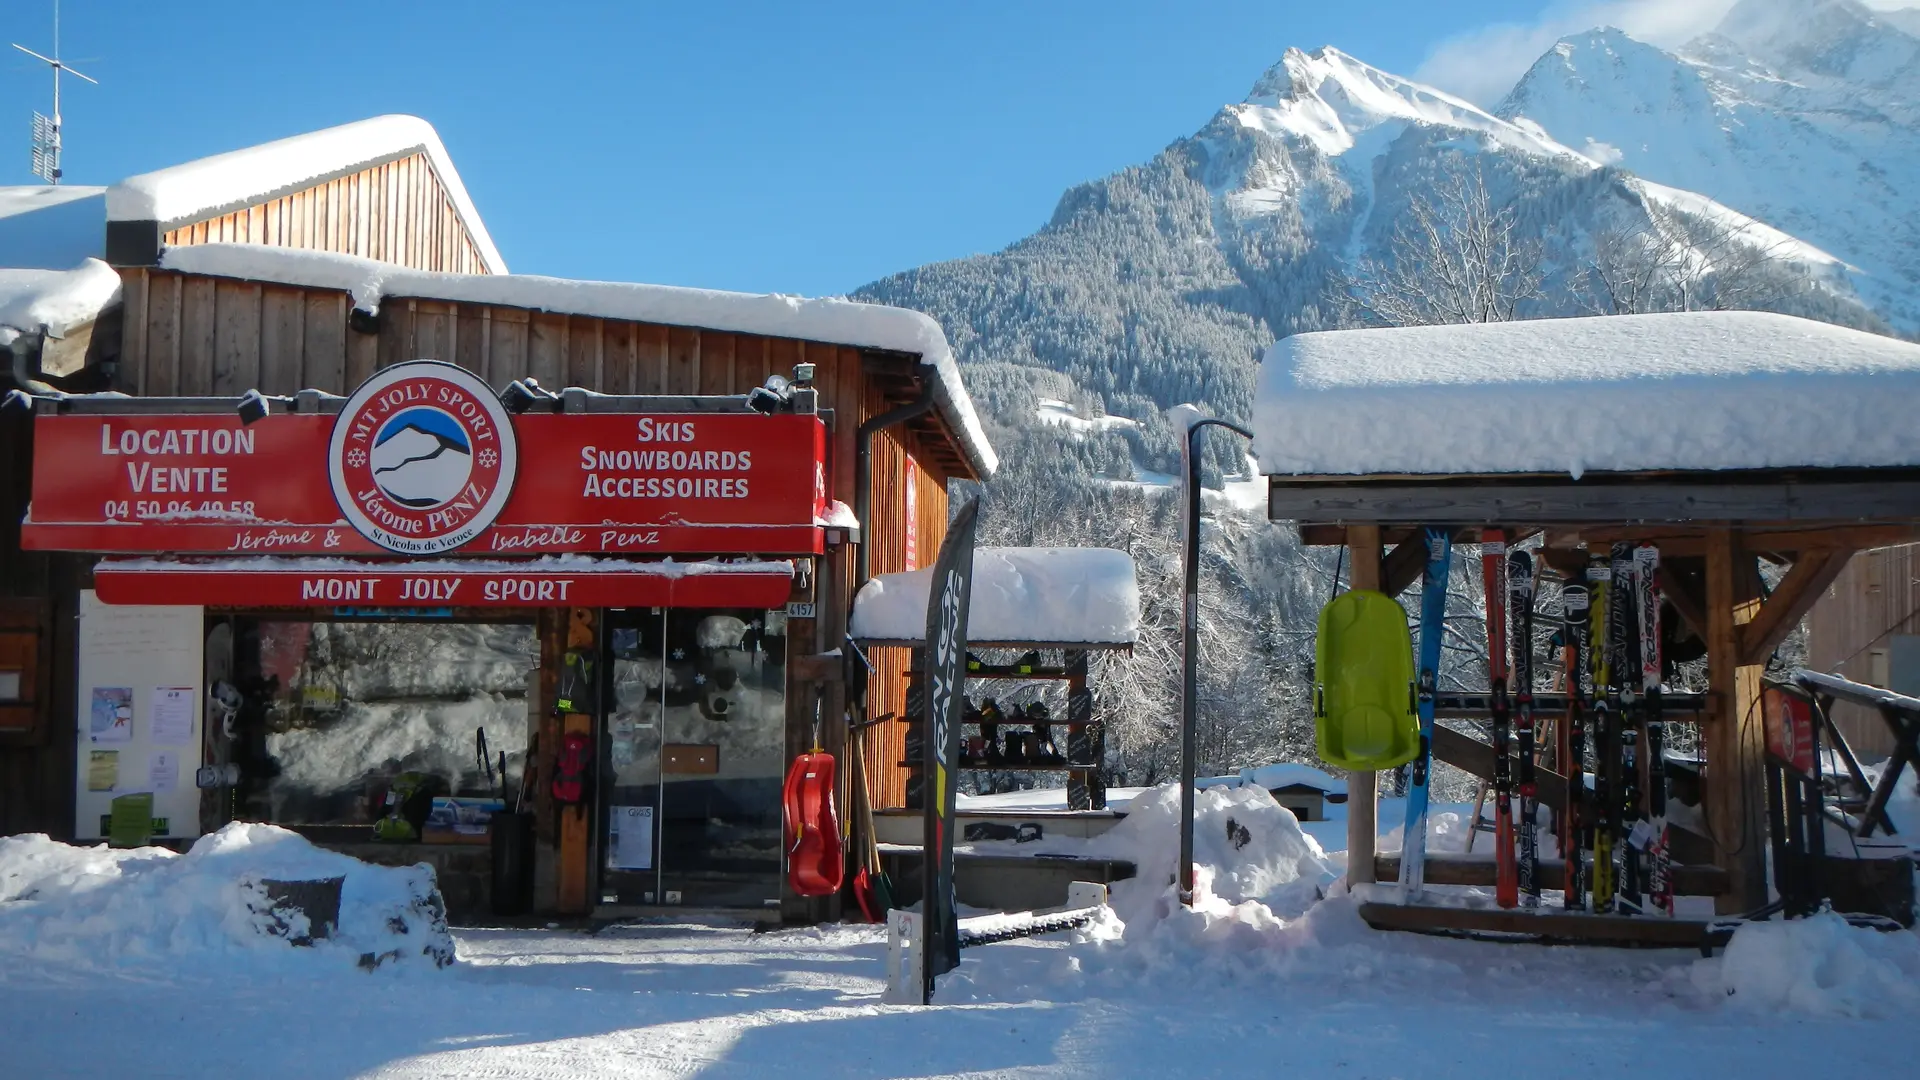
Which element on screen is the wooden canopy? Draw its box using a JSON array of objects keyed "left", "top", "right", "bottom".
[{"left": 1273, "top": 465, "right": 1920, "bottom": 915}]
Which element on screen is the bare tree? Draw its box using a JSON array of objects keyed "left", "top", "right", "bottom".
[
  {"left": 1580, "top": 198, "right": 1798, "bottom": 316},
  {"left": 1347, "top": 161, "right": 1545, "bottom": 327}
]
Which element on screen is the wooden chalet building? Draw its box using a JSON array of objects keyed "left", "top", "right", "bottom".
[{"left": 0, "top": 115, "right": 993, "bottom": 922}]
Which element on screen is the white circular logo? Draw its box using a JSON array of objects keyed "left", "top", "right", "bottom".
[{"left": 328, "top": 361, "right": 518, "bottom": 554}]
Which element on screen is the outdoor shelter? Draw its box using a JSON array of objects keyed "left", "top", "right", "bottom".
[{"left": 1256, "top": 311, "right": 1920, "bottom": 929}]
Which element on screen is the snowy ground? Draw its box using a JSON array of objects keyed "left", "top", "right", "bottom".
[{"left": 4, "top": 783, "right": 1917, "bottom": 1079}]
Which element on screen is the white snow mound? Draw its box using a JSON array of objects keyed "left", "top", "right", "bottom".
[
  {"left": 1693, "top": 911, "right": 1920, "bottom": 1019},
  {"left": 1089, "top": 783, "right": 1335, "bottom": 933},
  {"left": 0, "top": 258, "right": 123, "bottom": 345},
  {"left": 0, "top": 823, "right": 454, "bottom": 973}
]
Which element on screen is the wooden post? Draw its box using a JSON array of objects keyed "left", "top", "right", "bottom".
[
  {"left": 1346, "top": 525, "right": 1385, "bottom": 886},
  {"left": 1704, "top": 529, "right": 1768, "bottom": 914}
]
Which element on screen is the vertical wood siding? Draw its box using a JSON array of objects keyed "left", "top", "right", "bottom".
[
  {"left": 107, "top": 267, "right": 967, "bottom": 824},
  {"left": 160, "top": 152, "right": 491, "bottom": 275},
  {"left": 1806, "top": 544, "right": 1920, "bottom": 759}
]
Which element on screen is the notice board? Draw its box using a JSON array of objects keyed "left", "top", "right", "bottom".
[{"left": 73, "top": 591, "right": 204, "bottom": 841}]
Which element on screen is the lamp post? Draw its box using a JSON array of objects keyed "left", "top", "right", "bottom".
[{"left": 1179, "top": 415, "right": 1253, "bottom": 906}]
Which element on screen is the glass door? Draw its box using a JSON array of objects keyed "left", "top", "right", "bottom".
[
  {"left": 599, "top": 607, "right": 787, "bottom": 909},
  {"left": 600, "top": 608, "right": 666, "bottom": 904}
]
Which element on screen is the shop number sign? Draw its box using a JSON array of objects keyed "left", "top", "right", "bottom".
[{"left": 25, "top": 361, "right": 829, "bottom": 556}]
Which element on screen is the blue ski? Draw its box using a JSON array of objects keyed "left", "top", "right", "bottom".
[{"left": 1399, "top": 526, "right": 1452, "bottom": 900}]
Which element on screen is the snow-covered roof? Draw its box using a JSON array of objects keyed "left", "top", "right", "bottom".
[
  {"left": 850, "top": 547, "right": 1139, "bottom": 645},
  {"left": 0, "top": 186, "right": 106, "bottom": 269},
  {"left": 161, "top": 244, "right": 997, "bottom": 478},
  {"left": 1195, "top": 763, "right": 1348, "bottom": 796},
  {"left": 1254, "top": 311, "right": 1920, "bottom": 478},
  {"left": 0, "top": 259, "right": 123, "bottom": 348},
  {"left": 106, "top": 115, "right": 506, "bottom": 275}
]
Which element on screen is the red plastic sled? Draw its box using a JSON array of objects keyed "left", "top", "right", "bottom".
[{"left": 783, "top": 750, "right": 844, "bottom": 897}]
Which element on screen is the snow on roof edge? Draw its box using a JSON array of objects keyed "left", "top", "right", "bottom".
[
  {"left": 106, "top": 115, "right": 506, "bottom": 275},
  {"left": 1254, "top": 311, "right": 1920, "bottom": 477},
  {"left": 158, "top": 244, "right": 995, "bottom": 477},
  {"left": 849, "top": 547, "right": 1140, "bottom": 645},
  {"left": 0, "top": 259, "right": 124, "bottom": 346}
]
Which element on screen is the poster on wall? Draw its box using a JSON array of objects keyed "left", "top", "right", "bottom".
[
  {"left": 608, "top": 805, "right": 655, "bottom": 870},
  {"left": 89, "top": 687, "right": 133, "bottom": 743},
  {"left": 72, "top": 592, "right": 204, "bottom": 841}
]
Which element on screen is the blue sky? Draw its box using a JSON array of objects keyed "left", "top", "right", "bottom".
[{"left": 5, "top": 1, "right": 1609, "bottom": 296}]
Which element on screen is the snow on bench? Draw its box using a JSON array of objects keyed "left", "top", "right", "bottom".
[{"left": 850, "top": 546, "right": 1139, "bottom": 646}]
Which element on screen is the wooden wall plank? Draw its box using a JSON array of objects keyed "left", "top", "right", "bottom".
[
  {"left": 566, "top": 316, "right": 599, "bottom": 388},
  {"left": 667, "top": 327, "right": 700, "bottom": 395},
  {"left": 303, "top": 293, "right": 347, "bottom": 392},
  {"left": 528, "top": 313, "right": 566, "bottom": 387},
  {"left": 211, "top": 281, "right": 263, "bottom": 395},
  {"left": 413, "top": 301, "right": 455, "bottom": 363},
  {"left": 259, "top": 286, "right": 305, "bottom": 394},
  {"left": 604, "top": 321, "right": 636, "bottom": 395},
  {"left": 699, "top": 332, "right": 734, "bottom": 396},
  {"left": 178, "top": 276, "right": 218, "bottom": 394},
  {"left": 489, "top": 307, "right": 529, "bottom": 383},
  {"left": 634, "top": 325, "right": 668, "bottom": 394},
  {"left": 456, "top": 306, "right": 487, "bottom": 377},
  {"left": 118, "top": 270, "right": 149, "bottom": 395}
]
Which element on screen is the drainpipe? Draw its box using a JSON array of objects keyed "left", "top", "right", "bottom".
[
  {"left": 854, "top": 380, "right": 937, "bottom": 587},
  {"left": 5, "top": 332, "right": 56, "bottom": 395}
]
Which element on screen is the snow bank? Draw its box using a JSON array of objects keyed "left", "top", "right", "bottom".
[
  {"left": 1254, "top": 311, "right": 1920, "bottom": 477},
  {"left": 107, "top": 115, "right": 505, "bottom": 274},
  {"left": 1088, "top": 783, "right": 1335, "bottom": 932},
  {"left": 0, "top": 258, "right": 123, "bottom": 346},
  {"left": 850, "top": 546, "right": 1139, "bottom": 644},
  {"left": 158, "top": 244, "right": 997, "bottom": 479},
  {"left": 0, "top": 824, "right": 454, "bottom": 974},
  {"left": 1693, "top": 912, "right": 1920, "bottom": 1019}
]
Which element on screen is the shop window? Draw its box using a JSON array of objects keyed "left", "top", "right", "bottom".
[{"left": 226, "top": 618, "right": 537, "bottom": 826}]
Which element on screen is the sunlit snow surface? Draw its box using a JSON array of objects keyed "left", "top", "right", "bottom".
[{"left": 4, "top": 781, "right": 1917, "bottom": 1078}]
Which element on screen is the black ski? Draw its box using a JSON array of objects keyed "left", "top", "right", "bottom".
[
  {"left": 1508, "top": 549, "right": 1540, "bottom": 907},
  {"left": 1561, "top": 579, "right": 1590, "bottom": 911},
  {"left": 1634, "top": 543, "right": 1674, "bottom": 917},
  {"left": 1609, "top": 542, "right": 1643, "bottom": 915}
]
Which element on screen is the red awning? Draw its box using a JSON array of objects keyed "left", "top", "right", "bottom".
[{"left": 92, "top": 557, "right": 796, "bottom": 609}]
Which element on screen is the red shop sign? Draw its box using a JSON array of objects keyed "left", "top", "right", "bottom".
[
  {"left": 23, "top": 361, "right": 829, "bottom": 556},
  {"left": 91, "top": 558, "right": 797, "bottom": 610}
]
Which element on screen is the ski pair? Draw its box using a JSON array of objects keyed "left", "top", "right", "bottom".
[
  {"left": 1579, "top": 543, "right": 1671, "bottom": 917},
  {"left": 1486, "top": 531, "right": 1540, "bottom": 910}
]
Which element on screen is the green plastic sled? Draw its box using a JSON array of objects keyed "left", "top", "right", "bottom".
[{"left": 1314, "top": 589, "right": 1419, "bottom": 771}]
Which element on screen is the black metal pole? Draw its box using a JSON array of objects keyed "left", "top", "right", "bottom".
[{"left": 1180, "top": 416, "right": 1253, "bottom": 906}]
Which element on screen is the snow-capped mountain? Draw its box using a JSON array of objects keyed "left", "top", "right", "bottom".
[
  {"left": 1497, "top": 0, "right": 1920, "bottom": 329},
  {"left": 856, "top": 35, "right": 1885, "bottom": 462}
]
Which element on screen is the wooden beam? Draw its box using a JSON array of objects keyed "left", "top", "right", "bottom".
[
  {"left": 1380, "top": 534, "right": 1428, "bottom": 597},
  {"left": 1705, "top": 529, "right": 1768, "bottom": 915},
  {"left": 1357, "top": 900, "right": 1718, "bottom": 947},
  {"left": 1373, "top": 854, "right": 1728, "bottom": 896},
  {"left": 1430, "top": 724, "right": 1570, "bottom": 809},
  {"left": 1346, "top": 524, "right": 1384, "bottom": 885},
  {"left": 1271, "top": 480, "right": 1920, "bottom": 526},
  {"left": 1737, "top": 549, "right": 1851, "bottom": 666},
  {"left": 1657, "top": 563, "right": 1710, "bottom": 643}
]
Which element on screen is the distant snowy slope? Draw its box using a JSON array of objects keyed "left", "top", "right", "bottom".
[{"left": 1497, "top": 0, "right": 1920, "bottom": 329}]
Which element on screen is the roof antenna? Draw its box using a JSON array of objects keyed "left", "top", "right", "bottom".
[{"left": 12, "top": 0, "right": 97, "bottom": 184}]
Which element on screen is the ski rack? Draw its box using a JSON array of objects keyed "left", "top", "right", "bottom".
[
  {"left": 1432, "top": 691, "right": 1705, "bottom": 719},
  {"left": 883, "top": 881, "right": 1108, "bottom": 1005}
]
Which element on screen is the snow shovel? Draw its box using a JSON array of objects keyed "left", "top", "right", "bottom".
[{"left": 847, "top": 718, "right": 894, "bottom": 919}]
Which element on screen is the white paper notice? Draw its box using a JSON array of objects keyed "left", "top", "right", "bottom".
[
  {"left": 608, "top": 805, "right": 655, "bottom": 870},
  {"left": 150, "top": 687, "right": 196, "bottom": 746},
  {"left": 148, "top": 751, "right": 180, "bottom": 792}
]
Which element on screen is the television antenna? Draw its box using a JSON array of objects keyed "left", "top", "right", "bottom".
[{"left": 12, "top": 1, "right": 97, "bottom": 184}]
